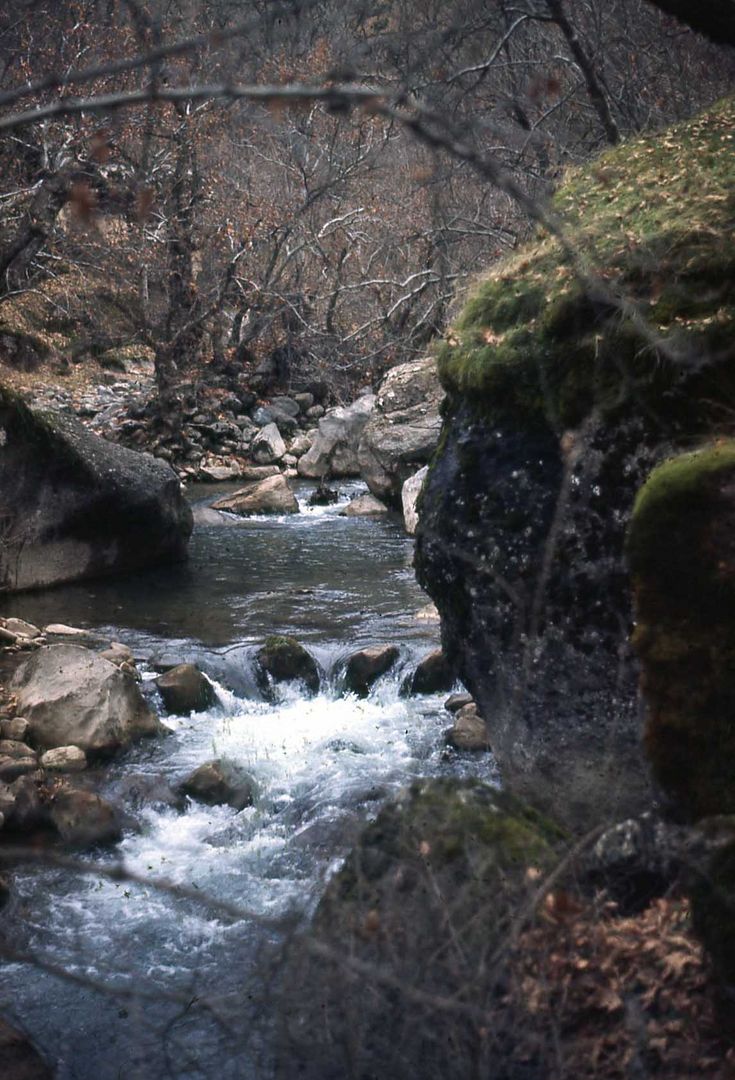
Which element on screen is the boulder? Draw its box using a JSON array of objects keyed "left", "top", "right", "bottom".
[
  {"left": 401, "top": 465, "right": 428, "bottom": 535},
  {"left": 0, "top": 1018, "right": 53, "bottom": 1080},
  {"left": 13, "top": 644, "right": 162, "bottom": 754},
  {"left": 444, "top": 703, "right": 491, "bottom": 751},
  {"left": 343, "top": 645, "right": 399, "bottom": 697},
  {"left": 297, "top": 396, "right": 375, "bottom": 479},
  {"left": 256, "top": 636, "right": 320, "bottom": 695},
  {"left": 40, "top": 745, "right": 87, "bottom": 772},
  {"left": 357, "top": 357, "right": 444, "bottom": 508},
  {"left": 49, "top": 786, "right": 121, "bottom": 846},
  {"left": 339, "top": 494, "right": 388, "bottom": 517},
  {"left": 0, "top": 387, "right": 193, "bottom": 592},
  {"left": 212, "top": 475, "right": 299, "bottom": 516},
  {"left": 251, "top": 422, "right": 286, "bottom": 464},
  {"left": 406, "top": 649, "right": 455, "bottom": 695},
  {"left": 0, "top": 740, "right": 37, "bottom": 781},
  {"left": 198, "top": 462, "right": 242, "bottom": 482},
  {"left": 155, "top": 663, "right": 217, "bottom": 714},
  {"left": 444, "top": 692, "right": 474, "bottom": 714},
  {"left": 180, "top": 759, "right": 257, "bottom": 811}
]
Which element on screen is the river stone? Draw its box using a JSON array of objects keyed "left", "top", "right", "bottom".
[
  {"left": 357, "top": 357, "right": 444, "bottom": 508},
  {"left": 40, "top": 745, "right": 87, "bottom": 773},
  {"left": 13, "top": 644, "right": 162, "bottom": 754},
  {"left": 251, "top": 422, "right": 286, "bottom": 464},
  {"left": 212, "top": 475, "right": 298, "bottom": 516},
  {"left": 99, "top": 642, "right": 135, "bottom": 667},
  {"left": 297, "top": 396, "right": 375, "bottom": 479},
  {"left": 257, "top": 636, "right": 320, "bottom": 695},
  {"left": 270, "top": 396, "right": 301, "bottom": 418},
  {"left": 238, "top": 464, "right": 281, "bottom": 481},
  {"left": 289, "top": 433, "right": 313, "bottom": 458},
  {"left": 294, "top": 393, "right": 314, "bottom": 413},
  {"left": 180, "top": 759, "right": 257, "bottom": 811},
  {"left": 0, "top": 740, "right": 37, "bottom": 781},
  {"left": 198, "top": 462, "right": 242, "bottom": 482},
  {"left": 155, "top": 664, "right": 216, "bottom": 714},
  {"left": 0, "top": 1018, "right": 53, "bottom": 1080},
  {"left": 401, "top": 465, "right": 428, "bottom": 535},
  {"left": 339, "top": 494, "right": 388, "bottom": 517},
  {"left": 49, "top": 786, "right": 121, "bottom": 846},
  {"left": 0, "top": 717, "right": 29, "bottom": 741},
  {"left": 0, "top": 386, "right": 193, "bottom": 592},
  {"left": 44, "top": 623, "right": 91, "bottom": 638},
  {"left": 406, "top": 649, "right": 454, "bottom": 695},
  {"left": 445, "top": 703, "right": 491, "bottom": 751},
  {"left": 343, "top": 645, "right": 400, "bottom": 697},
  {"left": 3, "top": 618, "right": 42, "bottom": 639},
  {"left": 444, "top": 692, "right": 474, "bottom": 714}
]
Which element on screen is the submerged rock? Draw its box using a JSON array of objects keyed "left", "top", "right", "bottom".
[
  {"left": 180, "top": 759, "right": 256, "bottom": 811},
  {"left": 13, "top": 644, "right": 162, "bottom": 754},
  {"left": 256, "top": 636, "right": 321, "bottom": 695},
  {"left": 49, "top": 786, "right": 121, "bottom": 846},
  {"left": 212, "top": 474, "right": 299, "bottom": 516},
  {"left": 155, "top": 663, "right": 217, "bottom": 715},
  {"left": 0, "top": 386, "right": 192, "bottom": 592},
  {"left": 343, "top": 644, "right": 399, "bottom": 697}
]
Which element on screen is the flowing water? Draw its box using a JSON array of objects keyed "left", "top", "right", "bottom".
[{"left": 1, "top": 481, "right": 496, "bottom": 1079}]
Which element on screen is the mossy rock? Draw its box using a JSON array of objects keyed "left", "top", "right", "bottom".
[
  {"left": 279, "top": 779, "right": 568, "bottom": 1078},
  {"left": 256, "top": 635, "right": 320, "bottom": 695},
  {"left": 627, "top": 442, "right": 735, "bottom": 821},
  {"left": 437, "top": 97, "right": 735, "bottom": 434}
]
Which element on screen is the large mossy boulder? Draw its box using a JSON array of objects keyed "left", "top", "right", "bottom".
[
  {"left": 0, "top": 387, "right": 193, "bottom": 592},
  {"left": 627, "top": 442, "right": 735, "bottom": 822},
  {"left": 278, "top": 779, "right": 566, "bottom": 1079},
  {"left": 415, "top": 98, "right": 735, "bottom": 832}
]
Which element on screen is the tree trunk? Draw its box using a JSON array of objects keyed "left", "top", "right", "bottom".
[{"left": 0, "top": 170, "right": 70, "bottom": 298}]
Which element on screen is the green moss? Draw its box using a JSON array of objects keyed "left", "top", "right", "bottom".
[
  {"left": 256, "top": 635, "right": 320, "bottom": 694},
  {"left": 626, "top": 443, "right": 735, "bottom": 820},
  {"left": 438, "top": 97, "right": 735, "bottom": 433}
]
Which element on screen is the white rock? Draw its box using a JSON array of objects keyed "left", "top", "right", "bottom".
[
  {"left": 402, "top": 465, "right": 429, "bottom": 535},
  {"left": 41, "top": 745, "right": 88, "bottom": 772}
]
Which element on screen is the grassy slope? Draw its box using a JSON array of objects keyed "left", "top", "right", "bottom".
[{"left": 437, "top": 97, "right": 735, "bottom": 432}]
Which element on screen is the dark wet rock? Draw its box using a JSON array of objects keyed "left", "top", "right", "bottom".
[
  {"left": 155, "top": 663, "right": 217, "bottom": 715},
  {"left": 256, "top": 636, "right": 320, "bottom": 695},
  {"left": 0, "top": 386, "right": 192, "bottom": 592},
  {"left": 49, "top": 785, "right": 121, "bottom": 846},
  {"left": 180, "top": 759, "right": 257, "bottom": 811},
  {"left": 444, "top": 692, "right": 474, "bottom": 714},
  {"left": 4, "top": 773, "right": 49, "bottom": 832},
  {"left": 358, "top": 356, "right": 444, "bottom": 508},
  {"left": 14, "top": 644, "right": 162, "bottom": 753},
  {"left": 0, "top": 717, "right": 29, "bottom": 741},
  {"left": 444, "top": 703, "right": 491, "bottom": 751},
  {"left": 307, "top": 485, "right": 339, "bottom": 507},
  {"left": 343, "top": 645, "right": 400, "bottom": 697},
  {"left": 0, "top": 1018, "right": 53, "bottom": 1080},
  {"left": 212, "top": 475, "right": 298, "bottom": 516},
  {"left": 110, "top": 772, "right": 187, "bottom": 813},
  {"left": 406, "top": 649, "right": 454, "bottom": 695}
]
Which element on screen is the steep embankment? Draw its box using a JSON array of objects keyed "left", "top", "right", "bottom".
[{"left": 415, "top": 98, "right": 735, "bottom": 830}]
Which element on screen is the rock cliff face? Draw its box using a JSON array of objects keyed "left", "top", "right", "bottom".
[
  {"left": 0, "top": 387, "right": 193, "bottom": 591},
  {"left": 415, "top": 98, "right": 735, "bottom": 831}
]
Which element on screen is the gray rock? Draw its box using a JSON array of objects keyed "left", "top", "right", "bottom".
[
  {"left": 212, "top": 474, "right": 299, "bottom": 516},
  {"left": 0, "top": 717, "right": 29, "bottom": 741},
  {"left": 251, "top": 422, "right": 286, "bottom": 464},
  {"left": 0, "top": 1017, "right": 53, "bottom": 1080},
  {"left": 401, "top": 465, "right": 428, "bottom": 535},
  {"left": 289, "top": 433, "right": 313, "bottom": 458},
  {"left": 445, "top": 704, "right": 491, "bottom": 751},
  {"left": 270, "top": 396, "right": 301, "bottom": 418},
  {"left": 180, "top": 760, "right": 257, "bottom": 810},
  {"left": 49, "top": 786, "right": 121, "bottom": 846},
  {"left": 306, "top": 404, "right": 325, "bottom": 420},
  {"left": 294, "top": 393, "right": 314, "bottom": 412},
  {"left": 339, "top": 494, "right": 389, "bottom": 517},
  {"left": 155, "top": 663, "right": 217, "bottom": 714},
  {"left": 13, "top": 644, "right": 162, "bottom": 753},
  {"left": 98, "top": 642, "right": 135, "bottom": 667},
  {"left": 0, "top": 386, "right": 193, "bottom": 592},
  {"left": 3, "top": 618, "right": 42, "bottom": 639},
  {"left": 343, "top": 645, "right": 400, "bottom": 697},
  {"left": 358, "top": 357, "right": 444, "bottom": 508},
  {"left": 298, "top": 396, "right": 375, "bottom": 479},
  {"left": 444, "top": 692, "right": 474, "bottom": 714},
  {"left": 110, "top": 773, "right": 186, "bottom": 813},
  {"left": 40, "top": 745, "right": 87, "bottom": 772},
  {"left": 0, "top": 739, "right": 37, "bottom": 780},
  {"left": 198, "top": 463, "right": 242, "bottom": 482}
]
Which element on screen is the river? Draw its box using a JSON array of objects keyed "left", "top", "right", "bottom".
[{"left": 0, "top": 480, "right": 495, "bottom": 1079}]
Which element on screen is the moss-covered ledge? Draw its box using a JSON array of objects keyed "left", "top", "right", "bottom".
[
  {"left": 436, "top": 97, "right": 735, "bottom": 434},
  {"left": 626, "top": 441, "right": 735, "bottom": 821}
]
